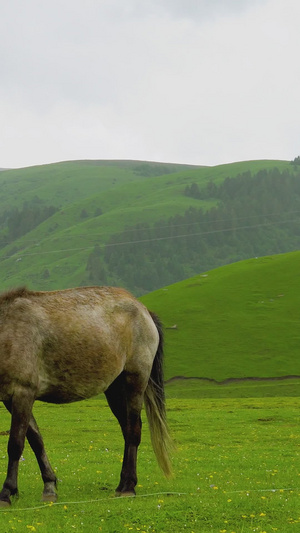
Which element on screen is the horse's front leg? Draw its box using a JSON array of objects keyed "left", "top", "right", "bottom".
[
  {"left": 0, "top": 388, "right": 34, "bottom": 506},
  {"left": 26, "top": 414, "right": 57, "bottom": 502},
  {"left": 3, "top": 401, "right": 57, "bottom": 502}
]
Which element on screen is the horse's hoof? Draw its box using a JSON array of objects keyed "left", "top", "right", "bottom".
[
  {"left": 115, "top": 491, "right": 136, "bottom": 498},
  {"left": 0, "top": 499, "right": 11, "bottom": 507},
  {"left": 42, "top": 492, "right": 57, "bottom": 503}
]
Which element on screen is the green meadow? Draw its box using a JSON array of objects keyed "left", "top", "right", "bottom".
[{"left": 0, "top": 392, "right": 299, "bottom": 533}]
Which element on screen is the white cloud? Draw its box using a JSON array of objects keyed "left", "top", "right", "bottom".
[{"left": 0, "top": 0, "right": 299, "bottom": 167}]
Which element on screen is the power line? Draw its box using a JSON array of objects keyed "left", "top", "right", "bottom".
[
  {"left": 2, "top": 208, "right": 300, "bottom": 247},
  {"left": 0, "top": 487, "right": 297, "bottom": 512},
  {"left": 1, "top": 216, "right": 299, "bottom": 262},
  {"left": 0, "top": 492, "right": 192, "bottom": 512}
]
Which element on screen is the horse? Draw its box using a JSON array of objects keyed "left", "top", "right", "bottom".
[{"left": 0, "top": 286, "right": 172, "bottom": 506}]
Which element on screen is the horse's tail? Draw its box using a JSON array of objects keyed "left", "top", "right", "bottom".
[{"left": 144, "top": 311, "right": 173, "bottom": 478}]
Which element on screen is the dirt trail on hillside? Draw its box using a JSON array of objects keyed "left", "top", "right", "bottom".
[{"left": 166, "top": 375, "right": 300, "bottom": 385}]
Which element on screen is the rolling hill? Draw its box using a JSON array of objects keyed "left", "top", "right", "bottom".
[
  {"left": 0, "top": 158, "right": 298, "bottom": 293},
  {"left": 140, "top": 251, "right": 300, "bottom": 381}
]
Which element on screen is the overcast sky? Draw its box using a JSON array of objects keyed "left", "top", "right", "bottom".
[{"left": 1, "top": 0, "right": 299, "bottom": 169}]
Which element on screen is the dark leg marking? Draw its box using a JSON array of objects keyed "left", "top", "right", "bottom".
[
  {"left": 105, "top": 372, "right": 144, "bottom": 496},
  {"left": 2, "top": 399, "right": 57, "bottom": 503},
  {"left": 0, "top": 390, "right": 34, "bottom": 506}
]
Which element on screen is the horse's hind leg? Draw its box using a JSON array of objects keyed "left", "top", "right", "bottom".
[
  {"left": 3, "top": 401, "right": 57, "bottom": 502},
  {"left": 0, "top": 388, "right": 34, "bottom": 506},
  {"left": 105, "top": 371, "right": 144, "bottom": 496}
]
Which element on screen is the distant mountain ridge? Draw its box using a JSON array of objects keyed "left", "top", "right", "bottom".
[{"left": 0, "top": 157, "right": 298, "bottom": 294}]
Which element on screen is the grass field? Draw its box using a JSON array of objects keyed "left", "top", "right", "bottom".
[
  {"left": 0, "top": 382, "right": 299, "bottom": 532},
  {"left": 140, "top": 251, "right": 300, "bottom": 381}
]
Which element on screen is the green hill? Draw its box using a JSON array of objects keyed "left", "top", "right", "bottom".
[
  {"left": 140, "top": 251, "right": 300, "bottom": 381},
  {"left": 0, "top": 159, "right": 201, "bottom": 289},
  {"left": 0, "top": 158, "right": 299, "bottom": 293}
]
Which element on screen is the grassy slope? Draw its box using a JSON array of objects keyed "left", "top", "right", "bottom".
[
  {"left": 0, "top": 159, "right": 204, "bottom": 211},
  {"left": 0, "top": 160, "right": 200, "bottom": 288},
  {"left": 0, "top": 159, "right": 293, "bottom": 290},
  {"left": 140, "top": 250, "right": 300, "bottom": 381}
]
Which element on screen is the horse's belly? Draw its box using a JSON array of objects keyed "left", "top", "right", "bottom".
[
  {"left": 37, "top": 381, "right": 107, "bottom": 404},
  {"left": 37, "top": 345, "right": 124, "bottom": 403}
]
